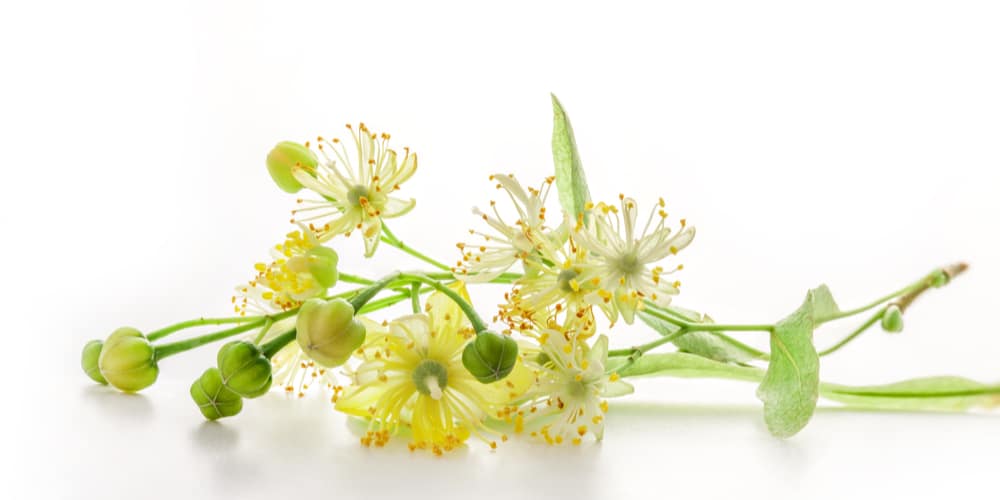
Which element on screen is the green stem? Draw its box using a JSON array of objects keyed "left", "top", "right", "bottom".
[
  {"left": 818, "top": 309, "right": 884, "bottom": 357},
  {"left": 154, "top": 310, "right": 297, "bottom": 360},
  {"left": 642, "top": 307, "right": 774, "bottom": 333},
  {"left": 381, "top": 224, "right": 451, "bottom": 271},
  {"left": 609, "top": 328, "right": 690, "bottom": 359},
  {"left": 146, "top": 316, "right": 262, "bottom": 342},
  {"left": 261, "top": 329, "right": 297, "bottom": 358},
  {"left": 253, "top": 317, "right": 275, "bottom": 345},
  {"left": 348, "top": 272, "right": 402, "bottom": 311},
  {"left": 410, "top": 282, "right": 422, "bottom": 313},
  {"left": 399, "top": 273, "right": 489, "bottom": 333},
  {"left": 338, "top": 272, "right": 375, "bottom": 285}
]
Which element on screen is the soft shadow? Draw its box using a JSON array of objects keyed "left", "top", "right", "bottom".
[
  {"left": 80, "top": 384, "right": 153, "bottom": 419},
  {"left": 191, "top": 421, "right": 240, "bottom": 452}
]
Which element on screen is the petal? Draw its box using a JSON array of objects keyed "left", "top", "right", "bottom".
[
  {"left": 603, "top": 379, "right": 635, "bottom": 398},
  {"left": 381, "top": 196, "right": 416, "bottom": 219}
]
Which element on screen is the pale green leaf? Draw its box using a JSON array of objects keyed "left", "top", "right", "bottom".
[
  {"left": 550, "top": 94, "right": 591, "bottom": 222},
  {"left": 821, "top": 377, "right": 1000, "bottom": 411},
  {"left": 756, "top": 285, "right": 839, "bottom": 438}
]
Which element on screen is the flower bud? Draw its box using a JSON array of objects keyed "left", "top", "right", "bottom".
[
  {"left": 190, "top": 367, "right": 243, "bottom": 420},
  {"left": 296, "top": 298, "right": 366, "bottom": 367},
  {"left": 81, "top": 340, "right": 108, "bottom": 385},
  {"left": 98, "top": 327, "right": 158, "bottom": 392},
  {"left": 931, "top": 270, "right": 949, "bottom": 288},
  {"left": 462, "top": 330, "right": 518, "bottom": 383},
  {"left": 266, "top": 141, "right": 316, "bottom": 193},
  {"left": 286, "top": 246, "right": 339, "bottom": 288},
  {"left": 217, "top": 341, "right": 273, "bottom": 398},
  {"left": 881, "top": 305, "right": 904, "bottom": 333}
]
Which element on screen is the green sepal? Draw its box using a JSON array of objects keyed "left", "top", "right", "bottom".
[
  {"left": 462, "top": 330, "right": 518, "bottom": 383},
  {"left": 81, "top": 340, "right": 108, "bottom": 385},
  {"left": 190, "top": 367, "right": 244, "bottom": 420},
  {"left": 218, "top": 341, "right": 273, "bottom": 398}
]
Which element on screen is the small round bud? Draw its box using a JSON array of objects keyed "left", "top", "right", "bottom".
[
  {"left": 881, "top": 305, "right": 904, "bottom": 333},
  {"left": 217, "top": 341, "right": 273, "bottom": 398},
  {"left": 98, "top": 327, "right": 159, "bottom": 392},
  {"left": 296, "top": 298, "right": 366, "bottom": 367},
  {"left": 287, "top": 246, "right": 339, "bottom": 288},
  {"left": 266, "top": 141, "right": 316, "bottom": 193},
  {"left": 462, "top": 330, "right": 518, "bottom": 383},
  {"left": 81, "top": 340, "right": 108, "bottom": 385},
  {"left": 190, "top": 367, "right": 243, "bottom": 420}
]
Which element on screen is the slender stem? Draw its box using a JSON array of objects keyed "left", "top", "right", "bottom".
[
  {"left": 253, "top": 317, "right": 275, "bottom": 345},
  {"left": 260, "top": 329, "right": 297, "bottom": 358},
  {"left": 380, "top": 224, "right": 451, "bottom": 271},
  {"left": 348, "top": 272, "right": 402, "bottom": 311},
  {"left": 338, "top": 272, "right": 375, "bottom": 285},
  {"left": 399, "top": 273, "right": 489, "bottom": 333},
  {"left": 410, "top": 282, "right": 422, "bottom": 314},
  {"left": 154, "top": 309, "right": 297, "bottom": 360},
  {"left": 609, "top": 328, "right": 689, "bottom": 358},
  {"left": 642, "top": 307, "right": 774, "bottom": 333},
  {"left": 823, "top": 262, "right": 968, "bottom": 322},
  {"left": 146, "top": 316, "right": 262, "bottom": 342},
  {"left": 818, "top": 309, "right": 884, "bottom": 357}
]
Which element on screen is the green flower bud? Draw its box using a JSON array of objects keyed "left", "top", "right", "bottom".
[
  {"left": 881, "top": 305, "right": 904, "bottom": 333},
  {"left": 190, "top": 367, "right": 243, "bottom": 420},
  {"left": 98, "top": 327, "right": 159, "bottom": 392},
  {"left": 296, "top": 298, "right": 366, "bottom": 367},
  {"left": 217, "top": 341, "right": 273, "bottom": 398},
  {"left": 287, "top": 245, "right": 339, "bottom": 288},
  {"left": 81, "top": 340, "right": 108, "bottom": 385},
  {"left": 462, "top": 330, "right": 518, "bottom": 383},
  {"left": 266, "top": 141, "right": 316, "bottom": 193}
]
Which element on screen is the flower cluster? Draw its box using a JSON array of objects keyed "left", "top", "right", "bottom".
[{"left": 84, "top": 102, "right": 976, "bottom": 457}]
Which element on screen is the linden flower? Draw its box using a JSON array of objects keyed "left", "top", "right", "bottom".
[
  {"left": 290, "top": 123, "right": 417, "bottom": 257},
  {"left": 572, "top": 195, "right": 694, "bottom": 324},
  {"left": 336, "top": 284, "right": 531, "bottom": 454},
  {"left": 455, "top": 174, "right": 557, "bottom": 282},
  {"left": 497, "top": 223, "right": 612, "bottom": 328},
  {"left": 232, "top": 227, "right": 332, "bottom": 316},
  {"left": 511, "top": 327, "right": 633, "bottom": 445}
]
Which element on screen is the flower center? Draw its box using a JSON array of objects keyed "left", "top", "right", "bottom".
[
  {"left": 347, "top": 185, "right": 370, "bottom": 207},
  {"left": 412, "top": 359, "right": 448, "bottom": 400},
  {"left": 566, "top": 378, "right": 589, "bottom": 399},
  {"left": 556, "top": 269, "right": 579, "bottom": 293},
  {"left": 615, "top": 252, "right": 642, "bottom": 277}
]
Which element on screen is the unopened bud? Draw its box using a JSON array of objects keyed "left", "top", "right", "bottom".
[
  {"left": 190, "top": 367, "right": 243, "bottom": 420},
  {"left": 218, "top": 341, "right": 273, "bottom": 398},
  {"left": 296, "top": 298, "right": 366, "bottom": 367},
  {"left": 98, "top": 327, "right": 159, "bottom": 392},
  {"left": 462, "top": 330, "right": 518, "bottom": 383},
  {"left": 81, "top": 340, "right": 107, "bottom": 385},
  {"left": 266, "top": 141, "right": 316, "bottom": 193},
  {"left": 286, "top": 246, "right": 339, "bottom": 288},
  {"left": 881, "top": 305, "right": 904, "bottom": 333}
]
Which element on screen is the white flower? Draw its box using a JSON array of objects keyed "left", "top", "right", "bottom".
[
  {"left": 573, "top": 195, "right": 694, "bottom": 324},
  {"left": 514, "top": 329, "right": 633, "bottom": 444},
  {"left": 454, "top": 174, "right": 557, "bottom": 282},
  {"left": 290, "top": 123, "right": 417, "bottom": 257}
]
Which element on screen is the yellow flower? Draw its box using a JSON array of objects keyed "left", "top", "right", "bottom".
[
  {"left": 511, "top": 323, "right": 633, "bottom": 445},
  {"left": 290, "top": 123, "right": 417, "bottom": 257},
  {"left": 336, "top": 283, "right": 531, "bottom": 454},
  {"left": 572, "top": 195, "right": 693, "bottom": 324},
  {"left": 232, "top": 227, "right": 333, "bottom": 316}
]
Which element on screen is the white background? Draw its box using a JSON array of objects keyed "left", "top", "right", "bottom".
[{"left": 2, "top": 1, "right": 999, "bottom": 499}]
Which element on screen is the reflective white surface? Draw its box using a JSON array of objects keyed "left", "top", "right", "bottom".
[{"left": 4, "top": 1, "right": 1000, "bottom": 499}]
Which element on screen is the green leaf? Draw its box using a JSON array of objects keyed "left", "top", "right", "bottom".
[
  {"left": 639, "top": 306, "right": 766, "bottom": 364},
  {"left": 821, "top": 377, "right": 1000, "bottom": 411},
  {"left": 550, "top": 94, "right": 591, "bottom": 222},
  {"left": 756, "top": 285, "right": 840, "bottom": 438},
  {"left": 617, "top": 352, "right": 766, "bottom": 382}
]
